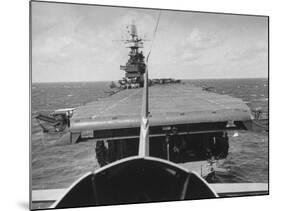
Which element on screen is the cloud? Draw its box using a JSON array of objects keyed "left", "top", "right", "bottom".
[
  {"left": 180, "top": 50, "right": 201, "bottom": 61},
  {"left": 32, "top": 5, "right": 159, "bottom": 82},
  {"left": 229, "top": 41, "right": 268, "bottom": 61},
  {"left": 177, "top": 28, "right": 221, "bottom": 63},
  {"left": 183, "top": 28, "right": 221, "bottom": 51},
  {"left": 31, "top": 2, "right": 268, "bottom": 82}
]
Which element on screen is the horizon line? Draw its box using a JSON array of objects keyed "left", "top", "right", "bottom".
[{"left": 32, "top": 76, "right": 268, "bottom": 83}]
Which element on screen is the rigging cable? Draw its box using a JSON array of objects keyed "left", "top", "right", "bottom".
[
  {"left": 146, "top": 11, "right": 162, "bottom": 63},
  {"left": 139, "top": 11, "right": 162, "bottom": 156}
]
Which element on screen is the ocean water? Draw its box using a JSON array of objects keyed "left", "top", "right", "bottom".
[
  {"left": 31, "top": 78, "right": 268, "bottom": 190},
  {"left": 187, "top": 78, "right": 268, "bottom": 183}
]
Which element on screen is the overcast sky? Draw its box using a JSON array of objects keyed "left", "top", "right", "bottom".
[{"left": 32, "top": 2, "right": 268, "bottom": 82}]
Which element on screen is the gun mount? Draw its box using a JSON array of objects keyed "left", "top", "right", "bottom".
[{"left": 35, "top": 108, "right": 75, "bottom": 133}]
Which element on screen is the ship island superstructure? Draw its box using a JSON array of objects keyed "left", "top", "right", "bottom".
[{"left": 118, "top": 24, "right": 146, "bottom": 89}]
